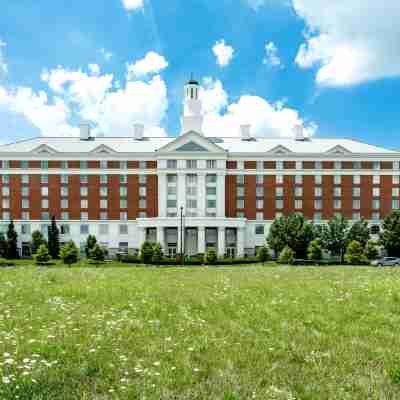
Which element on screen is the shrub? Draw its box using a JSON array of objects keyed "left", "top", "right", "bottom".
[
  {"left": 205, "top": 248, "right": 218, "bottom": 265},
  {"left": 364, "top": 240, "right": 379, "bottom": 261},
  {"left": 344, "top": 240, "right": 368, "bottom": 265},
  {"left": 34, "top": 244, "right": 51, "bottom": 265},
  {"left": 278, "top": 246, "right": 295, "bottom": 265},
  {"left": 308, "top": 239, "right": 323, "bottom": 262},
  {"left": 89, "top": 244, "right": 105, "bottom": 263},
  {"left": 84, "top": 235, "right": 97, "bottom": 258},
  {"left": 257, "top": 246, "right": 270, "bottom": 263},
  {"left": 60, "top": 241, "right": 79, "bottom": 267},
  {"left": 152, "top": 243, "right": 163, "bottom": 265},
  {"left": 6, "top": 220, "right": 18, "bottom": 260},
  {"left": 140, "top": 242, "right": 154, "bottom": 264},
  {"left": 31, "top": 230, "right": 47, "bottom": 255},
  {"left": 119, "top": 254, "right": 140, "bottom": 264}
]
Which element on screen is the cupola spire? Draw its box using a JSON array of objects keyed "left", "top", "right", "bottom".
[{"left": 181, "top": 77, "right": 203, "bottom": 135}]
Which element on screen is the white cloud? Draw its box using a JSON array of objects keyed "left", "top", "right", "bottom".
[
  {"left": 121, "top": 0, "right": 144, "bottom": 12},
  {"left": 201, "top": 78, "right": 316, "bottom": 138},
  {"left": 88, "top": 64, "right": 100, "bottom": 76},
  {"left": 263, "top": 41, "right": 283, "bottom": 68},
  {"left": 0, "top": 39, "right": 8, "bottom": 78},
  {"left": 126, "top": 52, "right": 168, "bottom": 79},
  {"left": 212, "top": 40, "right": 234, "bottom": 67},
  {"left": 98, "top": 48, "right": 113, "bottom": 62},
  {"left": 293, "top": 0, "right": 400, "bottom": 86}
]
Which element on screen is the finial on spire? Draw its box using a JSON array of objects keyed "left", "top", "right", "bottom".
[{"left": 187, "top": 73, "right": 199, "bottom": 85}]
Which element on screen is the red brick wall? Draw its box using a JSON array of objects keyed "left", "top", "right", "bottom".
[
  {"left": 88, "top": 175, "right": 100, "bottom": 220},
  {"left": 244, "top": 175, "right": 256, "bottom": 220},
  {"left": 225, "top": 175, "right": 236, "bottom": 217},
  {"left": 48, "top": 175, "right": 61, "bottom": 219},
  {"left": 10, "top": 175, "right": 21, "bottom": 220},
  {"left": 146, "top": 175, "right": 158, "bottom": 217}
]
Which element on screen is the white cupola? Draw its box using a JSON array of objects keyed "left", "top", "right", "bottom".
[{"left": 180, "top": 78, "right": 204, "bottom": 135}]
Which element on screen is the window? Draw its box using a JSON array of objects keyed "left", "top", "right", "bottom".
[
  {"left": 120, "top": 212, "right": 128, "bottom": 221},
  {"left": 314, "top": 187, "right": 322, "bottom": 197},
  {"left": 334, "top": 199, "right": 341, "bottom": 209},
  {"left": 187, "top": 199, "right": 197, "bottom": 209},
  {"left": 206, "top": 187, "right": 216, "bottom": 195},
  {"left": 41, "top": 199, "right": 49, "bottom": 209},
  {"left": 100, "top": 175, "right": 108, "bottom": 184},
  {"left": 120, "top": 175, "right": 128, "bottom": 184},
  {"left": 139, "top": 161, "right": 147, "bottom": 169},
  {"left": 81, "top": 199, "right": 88, "bottom": 209},
  {"left": 334, "top": 175, "right": 341, "bottom": 185},
  {"left": 255, "top": 225, "right": 264, "bottom": 235},
  {"left": 167, "top": 174, "right": 177, "bottom": 184},
  {"left": 236, "top": 199, "right": 244, "bottom": 209},
  {"left": 276, "top": 199, "right": 283, "bottom": 209},
  {"left": 2, "top": 199, "right": 10, "bottom": 209},
  {"left": 41, "top": 174, "right": 48, "bottom": 184},
  {"left": 41, "top": 186, "right": 48, "bottom": 197},
  {"left": 353, "top": 187, "right": 361, "bottom": 197},
  {"left": 167, "top": 186, "right": 177, "bottom": 195},
  {"left": 314, "top": 199, "right": 322, "bottom": 210},
  {"left": 21, "top": 224, "right": 31, "bottom": 235},
  {"left": 138, "top": 211, "right": 147, "bottom": 218},
  {"left": 256, "top": 161, "right": 263, "bottom": 171},
  {"left": 40, "top": 224, "right": 49, "bottom": 234},
  {"left": 353, "top": 213, "right": 361, "bottom": 221},
  {"left": 100, "top": 212, "right": 108, "bottom": 220},
  {"left": 61, "top": 175, "right": 69, "bottom": 184},
  {"left": 80, "top": 225, "right": 89, "bottom": 234},
  {"left": 256, "top": 199, "right": 264, "bottom": 209},
  {"left": 276, "top": 175, "right": 284, "bottom": 184},
  {"left": 120, "top": 187, "right": 127, "bottom": 197},
  {"left": 276, "top": 161, "right": 284, "bottom": 170},
  {"left": 41, "top": 212, "right": 50, "bottom": 221},
  {"left": 120, "top": 161, "right": 128, "bottom": 170},
  {"left": 256, "top": 187, "right": 264, "bottom": 197},
  {"left": 167, "top": 160, "right": 177, "bottom": 169},
  {"left": 21, "top": 212, "right": 30, "bottom": 220},
  {"left": 373, "top": 175, "right": 380, "bottom": 185},
  {"left": 100, "top": 187, "right": 108, "bottom": 197},
  {"left": 394, "top": 161, "right": 400, "bottom": 170},
  {"left": 295, "top": 161, "right": 302, "bottom": 170},
  {"left": 295, "top": 175, "right": 303, "bottom": 185},
  {"left": 167, "top": 199, "right": 177, "bottom": 208},
  {"left": 207, "top": 160, "right": 216, "bottom": 169},
  {"left": 295, "top": 187, "right": 303, "bottom": 197},
  {"left": 2, "top": 212, "right": 10, "bottom": 221},
  {"left": 275, "top": 212, "right": 283, "bottom": 219},
  {"left": 139, "top": 199, "right": 146, "bottom": 209},
  {"left": 186, "top": 174, "right": 197, "bottom": 185},
  {"left": 21, "top": 187, "right": 29, "bottom": 197},
  {"left": 2, "top": 175, "right": 9, "bottom": 184},
  {"left": 236, "top": 187, "right": 245, "bottom": 197},
  {"left": 80, "top": 161, "right": 87, "bottom": 169},
  {"left": 373, "top": 187, "right": 380, "bottom": 197},
  {"left": 315, "top": 175, "right": 322, "bottom": 185},
  {"left": 334, "top": 161, "right": 342, "bottom": 170},
  {"left": 21, "top": 199, "right": 29, "bottom": 209},
  {"left": 60, "top": 224, "right": 70, "bottom": 234},
  {"left": 21, "top": 175, "right": 29, "bottom": 184},
  {"left": 315, "top": 161, "right": 322, "bottom": 170},
  {"left": 206, "top": 174, "right": 217, "bottom": 184},
  {"left": 372, "top": 199, "right": 380, "bottom": 210},
  {"left": 393, "top": 187, "right": 400, "bottom": 197},
  {"left": 60, "top": 161, "right": 68, "bottom": 169},
  {"left": 120, "top": 199, "right": 127, "bottom": 208},
  {"left": 236, "top": 211, "right": 245, "bottom": 218},
  {"left": 186, "top": 160, "right": 197, "bottom": 169},
  {"left": 372, "top": 162, "right": 380, "bottom": 170},
  {"left": 314, "top": 212, "right": 322, "bottom": 221},
  {"left": 353, "top": 175, "right": 361, "bottom": 185},
  {"left": 186, "top": 187, "right": 197, "bottom": 196},
  {"left": 21, "top": 161, "right": 29, "bottom": 169},
  {"left": 61, "top": 212, "right": 69, "bottom": 220},
  {"left": 371, "top": 212, "right": 380, "bottom": 221},
  {"left": 2, "top": 186, "right": 9, "bottom": 196},
  {"left": 41, "top": 160, "right": 48, "bottom": 169},
  {"left": 394, "top": 176, "right": 400, "bottom": 185},
  {"left": 100, "top": 199, "right": 107, "bottom": 209},
  {"left": 256, "top": 212, "right": 264, "bottom": 221},
  {"left": 206, "top": 212, "right": 216, "bottom": 218},
  {"left": 119, "top": 224, "right": 128, "bottom": 235},
  {"left": 295, "top": 199, "right": 302, "bottom": 209},
  {"left": 139, "top": 175, "right": 147, "bottom": 185},
  {"left": 80, "top": 175, "right": 88, "bottom": 184},
  {"left": 256, "top": 175, "right": 263, "bottom": 185},
  {"left": 353, "top": 161, "right": 361, "bottom": 169},
  {"left": 100, "top": 161, "right": 107, "bottom": 169},
  {"left": 61, "top": 187, "right": 68, "bottom": 197},
  {"left": 334, "top": 187, "right": 342, "bottom": 197},
  {"left": 392, "top": 199, "right": 400, "bottom": 210},
  {"left": 276, "top": 187, "right": 283, "bottom": 197},
  {"left": 139, "top": 186, "right": 147, "bottom": 197},
  {"left": 99, "top": 224, "right": 108, "bottom": 235},
  {"left": 80, "top": 187, "right": 88, "bottom": 197},
  {"left": 353, "top": 199, "right": 361, "bottom": 209}
]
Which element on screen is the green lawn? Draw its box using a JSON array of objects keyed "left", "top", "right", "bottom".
[{"left": 1, "top": 265, "right": 400, "bottom": 399}]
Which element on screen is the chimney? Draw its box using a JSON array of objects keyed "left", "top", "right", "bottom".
[
  {"left": 134, "top": 123, "right": 144, "bottom": 140},
  {"left": 79, "top": 121, "right": 91, "bottom": 140},
  {"left": 240, "top": 124, "right": 251, "bottom": 140},
  {"left": 294, "top": 124, "right": 305, "bottom": 141}
]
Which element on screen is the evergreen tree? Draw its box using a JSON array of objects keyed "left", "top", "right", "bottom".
[
  {"left": 60, "top": 241, "right": 79, "bottom": 267},
  {"left": 278, "top": 246, "right": 295, "bottom": 265},
  {"left": 89, "top": 244, "right": 105, "bottom": 263},
  {"left": 0, "top": 232, "right": 7, "bottom": 258},
  {"left": 347, "top": 219, "right": 370, "bottom": 248},
  {"left": 140, "top": 241, "right": 154, "bottom": 264},
  {"left": 34, "top": 244, "right": 51, "bottom": 265},
  {"left": 380, "top": 211, "right": 400, "bottom": 256},
  {"left": 257, "top": 245, "right": 270, "bottom": 263},
  {"left": 205, "top": 248, "right": 217, "bottom": 265},
  {"left": 84, "top": 235, "right": 97, "bottom": 258},
  {"left": 47, "top": 216, "right": 60, "bottom": 259},
  {"left": 308, "top": 239, "right": 323, "bottom": 262},
  {"left": 31, "top": 230, "right": 47, "bottom": 255},
  {"left": 6, "top": 220, "right": 18, "bottom": 259},
  {"left": 364, "top": 240, "right": 379, "bottom": 261},
  {"left": 345, "top": 240, "right": 368, "bottom": 265},
  {"left": 152, "top": 243, "right": 163, "bottom": 265}
]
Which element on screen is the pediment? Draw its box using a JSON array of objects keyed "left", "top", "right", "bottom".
[
  {"left": 325, "top": 145, "right": 352, "bottom": 155},
  {"left": 157, "top": 131, "right": 226, "bottom": 153},
  {"left": 32, "top": 144, "right": 59, "bottom": 155},
  {"left": 90, "top": 144, "right": 117, "bottom": 155},
  {"left": 267, "top": 145, "right": 292, "bottom": 155}
]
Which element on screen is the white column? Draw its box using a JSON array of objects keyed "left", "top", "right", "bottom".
[
  {"left": 158, "top": 172, "right": 167, "bottom": 217},
  {"left": 237, "top": 227, "right": 245, "bottom": 257},
  {"left": 157, "top": 227, "right": 165, "bottom": 249},
  {"left": 137, "top": 227, "right": 146, "bottom": 248},
  {"left": 177, "top": 173, "right": 186, "bottom": 210},
  {"left": 217, "top": 172, "right": 226, "bottom": 217},
  {"left": 198, "top": 172, "right": 206, "bottom": 217},
  {"left": 198, "top": 226, "right": 206, "bottom": 254},
  {"left": 218, "top": 227, "right": 225, "bottom": 257}
]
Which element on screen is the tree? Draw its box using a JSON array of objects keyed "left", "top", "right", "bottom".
[
  {"left": 278, "top": 246, "right": 295, "bottom": 265},
  {"left": 205, "top": 248, "right": 217, "bottom": 265},
  {"left": 380, "top": 211, "right": 400, "bottom": 256},
  {"left": 267, "top": 213, "right": 315, "bottom": 258},
  {"left": 347, "top": 219, "right": 370, "bottom": 248},
  {"left": 319, "top": 215, "right": 350, "bottom": 263},
  {"left": 34, "top": 244, "right": 51, "bottom": 265},
  {"left": 257, "top": 245, "right": 270, "bottom": 263},
  {"left": 6, "top": 220, "right": 18, "bottom": 259},
  {"left": 152, "top": 243, "right": 163, "bottom": 265},
  {"left": 140, "top": 241, "right": 154, "bottom": 264},
  {"left": 60, "top": 241, "right": 79, "bottom": 267},
  {"left": 89, "top": 244, "right": 105, "bottom": 263},
  {"left": 364, "top": 240, "right": 379, "bottom": 261},
  {"left": 0, "top": 233, "right": 7, "bottom": 258},
  {"left": 84, "top": 235, "right": 97, "bottom": 258},
  {"left": 31, "top": 230, "right": 47, "bottom": 255},
  {"left": 345, "top": 240, "right": 368, "bottom": 265},
  {"left": 47, "top": 216, "right": 60, "bottom": 259},
  {"left": 308, "top": 239, "right": 323, "bottom": 262}
]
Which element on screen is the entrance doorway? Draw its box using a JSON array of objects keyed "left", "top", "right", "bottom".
[{"left": 185, "top": 228, "right": 198, "bottom": 256}]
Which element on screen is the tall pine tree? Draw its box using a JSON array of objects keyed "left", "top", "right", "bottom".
[
  {"left": 6, "top": 220, "right": 18, "bottom": 259},
  {"left": 47, "top": 216, "right": 60, "bottom": 259}
]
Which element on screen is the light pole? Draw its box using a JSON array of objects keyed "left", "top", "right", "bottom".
[{"left": 180, "top": 206, "right": 184, "bottom": 265}]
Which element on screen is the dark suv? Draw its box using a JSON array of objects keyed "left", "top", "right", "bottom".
[{"left": 371, "top": 257, "right": 400, "bottom": 267}]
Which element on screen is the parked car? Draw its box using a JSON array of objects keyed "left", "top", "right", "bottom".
[{"left": 371, "top": 257, "right": 400, "bottom": 267}]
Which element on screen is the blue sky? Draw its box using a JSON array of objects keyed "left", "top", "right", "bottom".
[{"left": 0, "top": 0, "right": 399, "bottom": 149}]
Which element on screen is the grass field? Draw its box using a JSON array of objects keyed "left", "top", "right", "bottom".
[{"left": 1, "top": 265, "right": 400, "bottom": 399}]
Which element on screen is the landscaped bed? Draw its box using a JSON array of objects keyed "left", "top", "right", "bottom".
[{"left": 1, "top": 266, "right": 400, "bottom": 399}]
